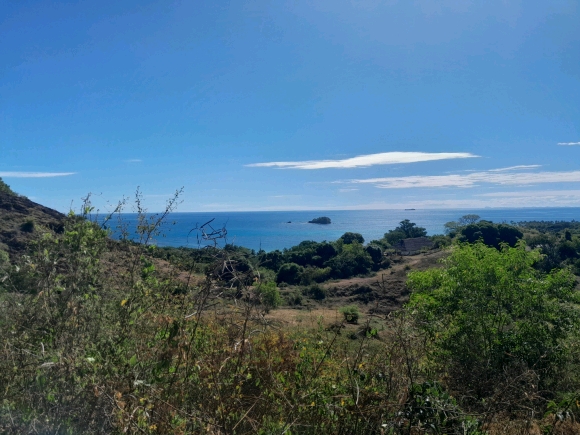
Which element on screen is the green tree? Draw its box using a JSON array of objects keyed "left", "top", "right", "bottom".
[
  {"left": 325, "top": 242, "right": 372, "bottom": 278},
  {"left": 365, "top": 244, "right": 383, "bottom": 263},
  {"left": 460, "top": 221, "right": 522, "bottom": 248},
  {"left": 444, "top": 215, "right": 481, "bottom": 236},
  {"left": 408, "top": 242, "right": 579, "bottom": 399},
  {"left": 276, "top": 262, "right": 303, "bottom": 285},
  {"left": 384, "top": 219, "right": 427, "bottom": 245},
  {"left": 398, "top": 219, "right": 427, "bottom": 238},
  {"left": 443, "top": 221, "right": 460, "bottom": 236},
  {"left": 458, "top": 214, "right": 480, "bottom": 226},
  {"left": 339, "top": 232, "right": 365, "bottom": 244},
  {"left": 261, "top": 250, "right": 285, "bottom": 271}
]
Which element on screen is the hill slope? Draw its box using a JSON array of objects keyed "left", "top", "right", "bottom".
[{"left": 0, "top": 191, "right": 65, "bottom": 256}]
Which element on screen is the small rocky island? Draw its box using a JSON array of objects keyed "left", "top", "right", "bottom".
[{"left": 308, "top": 216, "right": 331, "bottom": 224}]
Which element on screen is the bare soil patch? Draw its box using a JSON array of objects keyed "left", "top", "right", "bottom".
[{"left": 315, "top": 249, "right": 448, "bottom": 315}]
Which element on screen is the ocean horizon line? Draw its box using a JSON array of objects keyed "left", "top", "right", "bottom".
[{"left": 101, "top": 205, "right": 580, "bottom": 214}]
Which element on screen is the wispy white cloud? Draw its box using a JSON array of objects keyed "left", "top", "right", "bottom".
[
  {"left": 246, "top": 151, "right": 478, "bottom": 169},
  {"left": 339, "top": 188, "right": 359, "bottom": 192},
  {"left": 125, "top": 159, "right": 142, "bottom": 163},
  {"left": 557, "top": 142, "right": 580, "bottom": 146},
  {"left": 347, "top": 169, "right": 580, "bottom": 189},
  {"left": 487, "top": 165, "right": 541, "bottom": 172},
  {"left": 0, "top": 171, "right": 76, "bottom": 178}
]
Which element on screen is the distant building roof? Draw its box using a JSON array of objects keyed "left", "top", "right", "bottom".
[{"left": 396, "top": 237, "right": 433, "bottom": 253}]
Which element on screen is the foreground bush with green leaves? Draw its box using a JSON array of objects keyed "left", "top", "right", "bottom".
[
  {"left": 1, "top": 203, "right": 579, "bottom": 434},
  {"left": 408, "top": 242, "right": 580, "bottom": 421}
]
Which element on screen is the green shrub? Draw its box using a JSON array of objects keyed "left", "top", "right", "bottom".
[
  {"left": 0, "top": 250, "right": 8, "bottom": 265},
  {"left": 365, "top": 244, "right": 382, "bottom": 263},
  {"left": 384, "top": 219, "right": 427, "bottom": 245},
  {"left": 255, "top": 281, "right": 281, "bottom": 311},
  {"left": 286, "top": 290, "right": 303, "bottom": 306},
  {"left": 430, "top": 235, "right": 451, "bottom": 249},
  {"left": 408, "top": 242, "right": 580, "bottom": 400},
  {"left": 276, "top": 262, "right": 303, "bottom": 284},
  {"left": 460, "top": 221, "right": 523, "bottom": 248},
  {"left": 339, "top": 305, "right": 360, "bottom": 324},
  {"left": 339, "top": 232, "right": 364, "bottom": 244},
  {"left": 303, "top": 283, "right": 327, "bottom": 300},
  {"left": 404, "top": 382, "right": 483, "bottom": 434},
  {"left": 300, "top": 266, "right": 332, "bottom": 284},
  {"left": 325, "top": 242, "right": 372, "bottom": 279},
  {"left": 20, "top": 219, "right": 35, "bottom": 233}
]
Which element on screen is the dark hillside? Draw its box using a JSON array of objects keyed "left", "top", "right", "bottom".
[{"left": 0, "top": 190, "right": 65, "bottom": 256}]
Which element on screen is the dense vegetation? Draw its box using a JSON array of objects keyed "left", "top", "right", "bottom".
[
  {"left": 1, "top": 195, "right": 580, "bottom": 434},
  {"left": 0, "top": 177, "right": 15, "bottom": 195}
]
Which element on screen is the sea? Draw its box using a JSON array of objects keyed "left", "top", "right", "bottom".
[{"left": 101, "top": 208, "right": 580, "bottom": 252}]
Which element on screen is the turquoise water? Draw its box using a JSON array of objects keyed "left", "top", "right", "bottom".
[{"left": 106, "top": 208, "right": 580, "bottom": 252}]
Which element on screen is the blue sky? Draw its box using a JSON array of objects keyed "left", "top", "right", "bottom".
[{"left": 1, "top": 0, "right": 579, "bottom": 212}]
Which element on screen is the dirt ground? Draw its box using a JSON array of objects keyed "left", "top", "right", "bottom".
[
  {"left": 322, "top": 249, "right": 447, "bottom": 314},
  {"left": 276, "top": 249, "right": 448, "bottom": 318}
]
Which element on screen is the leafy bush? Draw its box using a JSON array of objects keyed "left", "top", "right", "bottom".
[
  {"left": 365, "top": 244, "right": 382, "bottom": 263},
  {"left": 300, "top": 266, "right": 332, "bottom": 284},
  {"left": 20, "top": 219, "right": 35, "bottom": 233},
  {"left": 384, "top": 219, "right": 428, "bottom": 245},
  {"left": 339, "top": 232, "right": 364, "bottom": 244},
  {"left": 303, "top": 283, "right": 327, "bottom": 300},
  {"left": 408, "top": 242, "right": 580, "bottom": 402},
  {"left": 339, "top": 305, "right": 360, "bottom": 324},
  {"left": 430, "top": 235, "right": 451, "bottom": 249},
  {"left": 276, "top": 262, "right": 303, "bottom": 284},
  {"left": 384, "top": 229, "right": 407, "bottom": 245},
  {"left": 260, "top": 249, "right": 285, "bottom": 271},
  {"left": 255, "top": 281, "right": 281, "bottom": 311},
  {"left": 285, "top": 290, "right": 303, "bottom": 306},
  {"left": 559, "top": 240, "right": 578, "bottom": 259},
  {"left": 404, "top": 382, "right": 483, "bottom": 434},
  {"left": 325, "top": 242, "right": 372, "bottom": 279},
  {"left": 460, "top": 221, "right": 523, "bottom": 248}
]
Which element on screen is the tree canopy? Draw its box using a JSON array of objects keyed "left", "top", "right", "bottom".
[
  {"left": 408, "top": 242, "right": 579, "bottom": 398},
  {"left": 460, "top": 221, "right": 522, "bottom": 248},
  {"left": 384, "top": 219, "right": 427, "bottom": 245},
  {"left": 339, "top": 232, "right": 364, "bottom": 244}
]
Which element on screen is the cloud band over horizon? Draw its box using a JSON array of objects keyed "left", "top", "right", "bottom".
[
  {"left": 347, "top": 168, "right": 580, "bottom": 189},
  {"left": 247, "top": 151, "right": 478, "bottom": 169}
]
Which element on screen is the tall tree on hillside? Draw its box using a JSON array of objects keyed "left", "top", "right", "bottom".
[
  {"left": 397, "top": 219, "right": 427, "bottom": 238},
  {"left": 458, "top": 214, "right": 480, "bottom": 226},
  {"left": 384, "top": 219, "right": 427, "bottom": 245}
]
